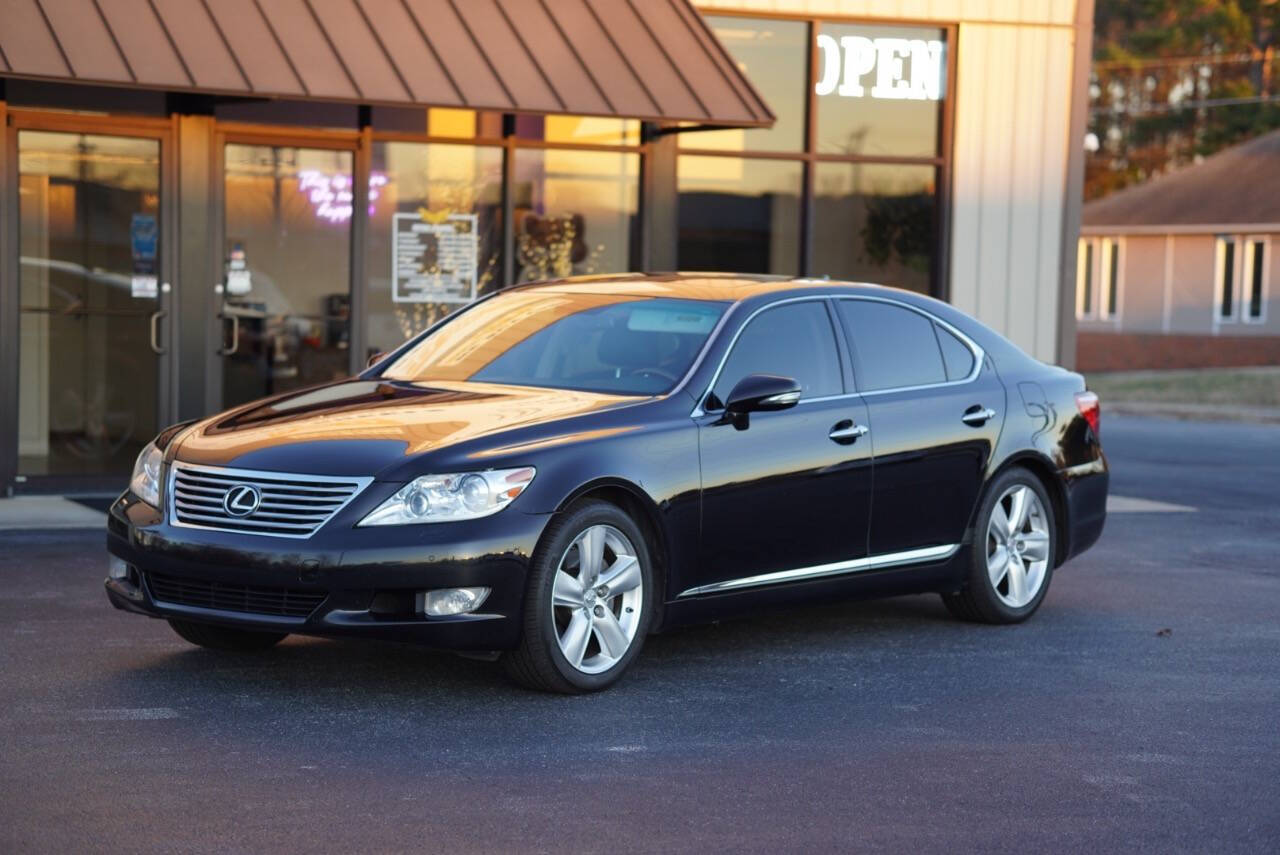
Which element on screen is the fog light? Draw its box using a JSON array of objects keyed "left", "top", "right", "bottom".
[
  {"left": 418, "top": 587, "right": 491, "bottom": 617},
  {"left": 108, "top": 557, "right": 130, "bottom": 581}
]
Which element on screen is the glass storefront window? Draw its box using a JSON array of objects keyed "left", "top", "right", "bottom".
[
  {"left": 687, "top": 17, "right": 808, "bottom": 153},
  {"left": 677, "top": 156, "right": 803, "bottom": 275},
  {"left": 511, "top": 149, "right": 639, "bottom": 283},
  {"left": 17, "top": 131, "right": 162, "bottom": 477},
  {"left": 814, "top": 23, "right": 946, "bottom": 157},
  {"left": 366, "top": 141, "right": 504, "bottom": 356},
  {"left": 221, "top": 144, "right": 354, "bottom": 408},
  {"left": 537, "top": 115, "right": 640, "bottom": 147},
  {"left": 812, "top": 163, "right": 937, "bottom": 294}
]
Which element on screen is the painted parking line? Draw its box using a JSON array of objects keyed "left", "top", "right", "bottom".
[
  {"left": 73, "top": 708, "right": 180, "bottom": 721},
  {"left": 1107, "top": 495, "right": 1196, "bottom": 513}
]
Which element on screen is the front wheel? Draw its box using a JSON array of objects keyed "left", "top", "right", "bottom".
[
  {"left": 942, "top": 468, "right": 1056, "bottom": 624},
  {"left": 167, "top": 619, "right": 288, "bottom": 651},
  {"left": 503, "top": 500, "right": 655, "bottom": 693}
]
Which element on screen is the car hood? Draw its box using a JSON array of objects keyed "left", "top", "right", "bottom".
[{"left": 173, "top": 379, "right": 640, "bottom": 478}]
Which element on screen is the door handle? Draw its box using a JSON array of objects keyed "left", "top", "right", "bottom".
[
  {"left": 149, "top": 310, "right": 167, "bottom": 355},
  {"left": 829, "top": 420, "right": 869, "bottom": 444},
  {"left": 218, "top": 312, "right": 240, "bottom": 356},
  {"left": 962, "top": 406, "right": 996, "bottom": 426}
]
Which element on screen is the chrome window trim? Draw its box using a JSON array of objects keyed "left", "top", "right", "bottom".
[
  {"left": 690, "top": 294, "right": 987, "bottom": 418},
  {"left": 677, "top": 543, "right": 961, "bottom": 598},
  {"left": 167, "top": 462, "right": 374, "bottom": 540}
]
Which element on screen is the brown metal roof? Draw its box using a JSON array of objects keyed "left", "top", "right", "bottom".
[
  {"left": 0, "top": 0, "right": 774, "bottom": 127},
  {"left": 1083, "top": 128, "right": 1280, "bottom": 228}
]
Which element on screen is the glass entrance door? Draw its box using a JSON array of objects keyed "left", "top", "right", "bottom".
[
  {"left": 16, "top": 130, "right": 168, "bottom": 479},
  {"left": 219, "top": 143, "right": 354, "bottom": 409}
]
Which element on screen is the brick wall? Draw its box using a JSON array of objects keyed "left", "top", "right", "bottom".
[{"left": 1077, "top": 332, "right": 1280, "bottom": 372}]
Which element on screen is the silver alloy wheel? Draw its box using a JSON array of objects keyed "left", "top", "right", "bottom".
[
  {"left": 551, "top": 524, "right": 644, "bottom": 675},
  {"left": 986, "top": 485, "right": 1051, "bottom": 608}
]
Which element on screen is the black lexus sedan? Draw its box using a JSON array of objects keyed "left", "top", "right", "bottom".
[{"left": 106, "top": 274, "right": 1108, "bottom": 693}]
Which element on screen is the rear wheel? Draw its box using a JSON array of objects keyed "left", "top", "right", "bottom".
[
  {"left": 942, "top": 467, "right": 1056, "bottom": 624},
  {"left": 503, "top": 500, "right": 654, "bottom": 693},
  {"left": 167, "top": 619, "right": 288, "bottom": 652}
]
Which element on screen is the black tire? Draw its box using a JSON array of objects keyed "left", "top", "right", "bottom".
[
  {"left": 941, "top": 467, "right": 1057, "bottom": 624},
  {"left": 502, "top": 500, "right": 656, "bottom": 694},
  {"left": 167, "top": 619, "right": 288, "bottom": 652}
]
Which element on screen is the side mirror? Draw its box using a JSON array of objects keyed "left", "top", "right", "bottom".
[
  {"left": 721, "top": 374, "right": 801, "bottom": 428},
  {"left": 366, "top": 351, "right": 388, "bottom": 370}
]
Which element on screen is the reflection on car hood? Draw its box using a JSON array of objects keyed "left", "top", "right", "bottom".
[{"left": 174, "top": 379, "right": 639, "bottom": 476}]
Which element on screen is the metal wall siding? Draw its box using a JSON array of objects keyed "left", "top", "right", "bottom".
[
  {"left": 1035, "top": 28, "right": 1071, "bottom": 360},
  {"left": 950, "top": 21, "right": 1076, "bottom": 362}
]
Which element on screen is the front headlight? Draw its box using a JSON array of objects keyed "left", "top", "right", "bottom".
[
  {"left": 129, "top": 441, "right": 164, "bottom": 507},
  {"left": 358, "top": 467, "right": 535, "bottom": 526}
]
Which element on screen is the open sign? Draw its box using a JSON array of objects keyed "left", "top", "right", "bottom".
[{"left": 814, "top": 35, "right": 945, "bottom": 102}]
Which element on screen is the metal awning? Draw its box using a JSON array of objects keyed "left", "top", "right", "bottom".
[{"left": 0, "top": 0, "right": 774, "bottom": 127}]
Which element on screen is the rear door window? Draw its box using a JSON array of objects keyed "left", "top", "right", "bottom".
[
  {"left": 837, "top": 300, "right": 947, "bottom": 391},
  {"left": 935, "top": 323, "right": 976, "bottom": 381}
]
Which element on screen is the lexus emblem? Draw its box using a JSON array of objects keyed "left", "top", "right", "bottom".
[{"left": 222, "top": 484, "right": 261, "bottom": 517}]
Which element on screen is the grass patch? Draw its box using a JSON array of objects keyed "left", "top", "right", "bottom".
[{"left": 1085, "top": 367, "right": 1280, "bottom": 408}]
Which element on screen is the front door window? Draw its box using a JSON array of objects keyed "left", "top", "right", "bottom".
[
  {"left": 17, "top": 131, "right": 164, "bottom": 477},
  {"left": 220, "top": 144, "right": 353, "bottom": 409}
]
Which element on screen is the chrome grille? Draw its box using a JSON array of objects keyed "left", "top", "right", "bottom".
[{"left": 169, "top": 463, "right": 372, "bottom": 539}]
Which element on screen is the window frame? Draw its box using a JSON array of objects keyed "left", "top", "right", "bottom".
[
  {"left": 1076, "top": 236, "right": 1122, "bottom": 322},
  {"left": 1215, "top": 235, "right": 1241, "bottom": 326},
  {"left": 1242, "top": 235, "right": 1270, "bottom": 325},
  {"left": 676, "top": 11, "right": 957, "bottom": 298}
]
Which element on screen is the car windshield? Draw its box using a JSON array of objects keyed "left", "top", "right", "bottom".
[{"left": 379, "top": 291, "right": 728, "bottom": 396}]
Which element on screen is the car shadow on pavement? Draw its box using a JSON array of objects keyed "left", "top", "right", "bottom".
[{"left": 105, "top": 593, "right": 960, "bottom": 703}]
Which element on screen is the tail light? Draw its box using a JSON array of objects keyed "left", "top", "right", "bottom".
[{"left": 1075, "top": 391, "right": 1100, "bottom": 438}]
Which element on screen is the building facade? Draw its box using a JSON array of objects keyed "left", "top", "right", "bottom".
[
  {"left": 0, "top": 0, "right": 1093, "bottom": 494},
  {"left": 1079, "top": 128, "right": 1280, "bottom": 372}
]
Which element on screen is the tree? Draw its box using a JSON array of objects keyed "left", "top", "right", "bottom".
[{"left": 1088, "top": 0, "right": 1280, "bottom": 200}]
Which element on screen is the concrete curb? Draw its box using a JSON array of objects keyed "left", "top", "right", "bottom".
[
  {"left": 0, "top": 496, "right": 107, "bottom": 531},
  {"left": 1108, "top": 401, "right": 1280, "bottom": 425}
]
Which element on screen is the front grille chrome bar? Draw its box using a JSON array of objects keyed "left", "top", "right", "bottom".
[{"left": 168, "top": 462, "right": 373, "bottom": 539}]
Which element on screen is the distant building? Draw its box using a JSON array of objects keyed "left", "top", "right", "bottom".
[{"left": 1079, "top": 129, "right": 1280, "bottom": 371}]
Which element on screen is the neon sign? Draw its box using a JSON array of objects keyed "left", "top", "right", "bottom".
[
  {"left": 814, "top": 36, "right": 944, "bottom": 101},
  {"left": 297, "top": 171, "right": 389, "bottom": 223}
]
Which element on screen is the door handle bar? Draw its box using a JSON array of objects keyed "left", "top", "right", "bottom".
[
  {"left": 218, "top": 313, "right": 240, "bottom": 356},
  {"left": 149, "top": 310, "right": 167, "bottom": 355},
  {"left": 962, "top": 407, "right": 996, "bottom": 426},
  {"left": 829, "top": 423, "right": 869, "bottom": 441}
]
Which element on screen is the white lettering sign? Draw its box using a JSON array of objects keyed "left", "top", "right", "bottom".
[{"left": 814, "top": 34, "right": 944, "bottom": 101}]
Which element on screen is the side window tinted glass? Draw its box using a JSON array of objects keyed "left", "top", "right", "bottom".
[
  {"left": 713, "top": 302, "right": 842, "bottom": 403},
  {"left": 838, "top": 301, "right": 946, "bottom": 391},
  {"left": 935, "top": 323, "right": 976, "bottom": 381}
]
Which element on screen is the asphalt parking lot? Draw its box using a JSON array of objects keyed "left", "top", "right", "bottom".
[{"left": 1, "top": 416, "right": 1277, "bottom": 853}]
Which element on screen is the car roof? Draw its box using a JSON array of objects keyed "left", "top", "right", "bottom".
[{"left": 511, "top": 272, "right": 917, "bottom": 304}]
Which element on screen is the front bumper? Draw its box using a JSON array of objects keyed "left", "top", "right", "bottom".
[{"left": 105, "top": 489, "right": 547, "bottom": 651}]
